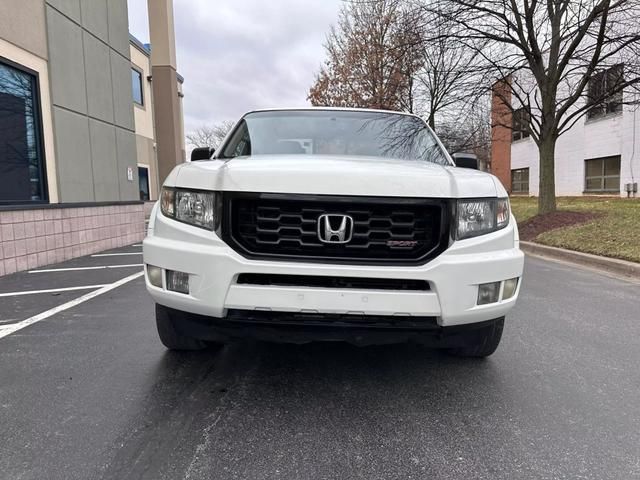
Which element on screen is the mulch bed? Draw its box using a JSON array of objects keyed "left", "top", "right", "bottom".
[{"left": 518, "top": 211, "right": 602, "bottom": 241}]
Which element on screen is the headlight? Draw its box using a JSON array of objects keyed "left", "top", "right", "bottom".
[
  {"left": 160, "top": 187, "right": 221, "bottom": 230},
  {"left": 455, "top": 198, "right": 510, "bottom": 240}
]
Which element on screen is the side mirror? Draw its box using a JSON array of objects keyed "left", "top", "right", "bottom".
[
  {"left": 452, "top": 152, "right": 479, "bottom": 170},
  {"left": 191, "top": 147, "right": 215, "bottom": 161}
]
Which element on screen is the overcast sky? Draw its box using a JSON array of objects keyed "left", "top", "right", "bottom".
[{"left": 127, "top": 0, "right": 342, "bottom": 134}]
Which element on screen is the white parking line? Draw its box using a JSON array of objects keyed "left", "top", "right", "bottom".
[
  {"left": 132, "top": 244, "right": 143, "bottom": 247},
  {"left": 91, "top": 253, "right": 142, "bottom": 257},
  {"left": 0, "top": 271, "right": 144, "bottom": 340},
  {"left": 0, "top": 285, "right": 108, "bottom": 298},
  {"left": 28, "top": 264, "right": 143, "bottom": 274}
]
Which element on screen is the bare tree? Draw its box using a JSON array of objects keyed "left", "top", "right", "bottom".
[
  {"left": 308, "top": 0, "right": 424, "bottom": 111},
  {"left": 429, "top": 0, "right": 640, "bottom": 213},
  {"left": 309, "top": 0, "right": 487, "bottom": 140},
  {"left": 411, "top": 2, "right": 486, "bottom": 129},
  {"left": 186, "top": 120, "right": 235, "bottom": 149},
  {"left": 437, "top": 95, "right": 493, "bottom": 169}
]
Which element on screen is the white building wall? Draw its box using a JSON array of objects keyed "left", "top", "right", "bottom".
[
  {"left": 620, "top": 106, "right": 640, "bottom": 194},
  {"left": 510, "top": 107, "right": 640, "bottom": 197}
]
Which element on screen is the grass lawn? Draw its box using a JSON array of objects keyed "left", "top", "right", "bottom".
[{"left": 510, "top": 196, "right": 640, "bottom": 263}]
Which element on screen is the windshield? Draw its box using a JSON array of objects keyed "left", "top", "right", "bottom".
[{"left": 220, "top": 110, "right": 451, "bottom": 165}]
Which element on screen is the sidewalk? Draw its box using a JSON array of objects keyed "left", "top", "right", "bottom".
[{"left": 521, "top": 241, "right": 640, "bottom": 281}]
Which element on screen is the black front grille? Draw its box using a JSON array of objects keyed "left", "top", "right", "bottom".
[{"left": 223, "top": 193, "right": 450, "bottom": 265}]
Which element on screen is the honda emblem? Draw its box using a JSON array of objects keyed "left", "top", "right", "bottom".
[{"left": 317, "top": 214, "right": 354, "bottom": 244}]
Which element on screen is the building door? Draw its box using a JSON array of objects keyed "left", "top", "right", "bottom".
[{"left": 138, "top": 166, "right": 150, "bottom": 201}]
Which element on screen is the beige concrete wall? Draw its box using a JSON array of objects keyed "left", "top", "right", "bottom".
[
  {"left": 0, "top": 0, "right": 48, "bottom": 59},
  {"left": 151, "top": 65, "right": 182, "bottom": 184},
  {"left": 130, "top": 43, "right": 155, "bottom": 140},
  {"left": 147, "top": 0, "right": 177, "bottom": 68},
  {"left": 130, "top": 39, "right": 185, "bottom": 198},
  {"left": 0, "top": 37, "right": 59, "bottom": 203},
  {"left": 149, "top": 0, "right": 184, "bottom": 184}
]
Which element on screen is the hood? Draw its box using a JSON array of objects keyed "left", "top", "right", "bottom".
[{"left": 170, "top": 155, "right": 502, "bottom": 198}]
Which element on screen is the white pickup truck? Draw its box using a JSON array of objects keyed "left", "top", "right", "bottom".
[{"left": 143, "top": 108, "right": 524, "bottom": 357}]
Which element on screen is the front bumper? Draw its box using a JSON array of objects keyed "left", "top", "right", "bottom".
[
  {"left": 164, "top": 307, "right": 505, "bottom": 346},
  {"left": 143, "top": 205, "right": 524, "bottom": 328}
]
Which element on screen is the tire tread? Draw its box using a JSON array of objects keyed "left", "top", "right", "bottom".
[
  {"left": 155, "top": 304, "right": 207, "bottom": 351},
  {"left": 449, "top": 317, "right": 504, "bottom": 358}
]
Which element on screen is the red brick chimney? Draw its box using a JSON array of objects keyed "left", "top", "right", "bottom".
[{"left": 491, "top": 78, "right": 512, "bottom": 192}]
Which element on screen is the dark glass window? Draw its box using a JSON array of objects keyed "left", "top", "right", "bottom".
[
  {"left": 132, "top": 68, "right": 143, "bottom": 105},
  {"left": 221, "top": 110, "right": 451, "bottom": 165},
  {"left": 138, "top": 166, "right": 150, "bottom": 201},
  {"left": 512, "top": 108, "right": 530, "bottom": 142},
  {"left": 587, "top": 64, "right": 623, "bottom": 119},
  {"left": 0, "top": 59, "right": 47, "bottom": 204},
  {"left": 511, "top": 168, "right": 529, "bottom": 194},
  {"left": 584, "top": 156, "right": 621, "bottom": 192}
]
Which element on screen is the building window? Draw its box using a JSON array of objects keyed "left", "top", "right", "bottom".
[
  {"left": 512, "top": 108, "right": 530, "bottom": 142},
  {"left": 587, "top": 64, "right": 623, "bottom": 119},
  {"left": 511, "top": 168, "right": 529, "bottom": 194},
  {"left": 0, "top": 59, "right": 47, "bottom": 204},
  {"left": 138, "top": 166, "right": 150, "bottom": 201},
  {"left": 132, "top": 68, "right": 144, "bottom": 105},
  {"left": 584, "top": 156, "right": 621, "bottom": 193}
]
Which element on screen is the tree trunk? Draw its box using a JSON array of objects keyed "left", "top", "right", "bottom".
[
  {"left": 537, "top": 134, "right": 557, "bottom": 214},
  {"left": 427, "top": 111, "right": 435, "bottom": 129}
]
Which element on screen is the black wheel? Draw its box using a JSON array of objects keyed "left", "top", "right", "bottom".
[
  {"left": 155, "top": 304, "right": 207, "bottom": 351},
  {"left": 448, "top": 317, "right": 505, "bottom": 358}
]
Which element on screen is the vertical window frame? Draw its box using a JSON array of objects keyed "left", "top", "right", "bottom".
[
  {"left": 0, "top": 55, "right": 49, "bottom": 205},
  {"left": 584, "top": 156, "right": 621, "bottom": 193},
  {"left": 587, "top": 64, "right": 624, "bottom": 119},
  {"left": 511, "top": 107, "right": 531, "bottom": 142},
  {"left": 131, "top": 67, "right": 144, "bottom": 106},
  {"left": 511, "top": 167, "right": 529, "bottom": 194}
]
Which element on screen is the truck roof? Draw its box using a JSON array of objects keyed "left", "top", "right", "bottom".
[{"left": 245, "top": 106, "right": 420, "bottom": 118}]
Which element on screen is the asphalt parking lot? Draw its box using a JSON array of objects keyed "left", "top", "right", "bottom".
[{"left": 0, "top": 248, "right": 639, "bottom": 480}]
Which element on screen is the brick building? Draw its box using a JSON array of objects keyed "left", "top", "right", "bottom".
[{"left": 491, "top": 70, "right": 640, "bottom": 198}]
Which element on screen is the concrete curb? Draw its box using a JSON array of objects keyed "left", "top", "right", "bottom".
[{"left": 520, "top": 241, "right": 640, "bottom": 280}]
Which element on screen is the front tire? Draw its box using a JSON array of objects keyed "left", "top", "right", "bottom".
[
  {"left": 155, "top": 304, "right": 207, "bottom": 351},
  {"left": 448, "top": 317, "right": 504, "bottom": 358}
]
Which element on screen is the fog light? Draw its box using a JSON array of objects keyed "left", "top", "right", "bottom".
[
  {"left": 166, "top": 270, "right": 190, "bottom": 294},
  {"left": 147, "top": 265, "right": 163, "bottom": 288},
  {"left": 477, "top": 282, "right": 500, "bottom": 305},
  {"left": 502, "top": 278, "right": 519, "bottom": 300}
]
